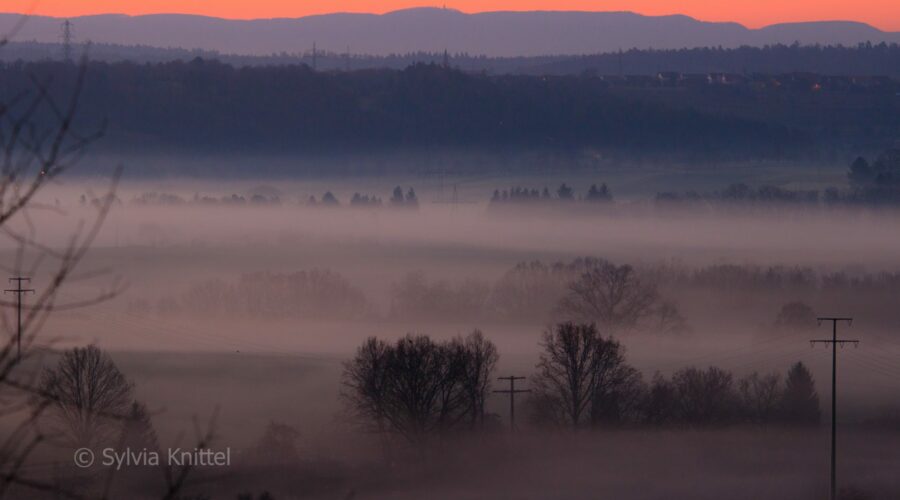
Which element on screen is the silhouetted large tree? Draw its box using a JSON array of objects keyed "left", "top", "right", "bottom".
[
  {"left": 557, "top": 261, "right": 660, "bottom": 332},
  {"left": 452, "top": 330, "right": 499, "bottom": 429},
  {"left": 37, "top": 346, "right": 134, "bottom": 447},
  {"left": 529, "top": 322, "right": 640, "bottom": 428}
]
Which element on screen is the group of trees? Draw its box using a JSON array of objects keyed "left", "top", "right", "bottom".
[
  {"left": 848, "top": 149, "right": 900, "bottom": 188},
  {"left": 390, "top": 271, "right": 493, "bottom": 321},
  {"left": 343, "top": 323, "right": 822, "bottom": 444},
  {"left": 341, "top": 331, "right": 499, "bottom": 445},
  {"left": 489, "top": 183, "right": 613, "bottom": 206},
  {"left": 157, "top": 258, "right": 679, "bottom": 331},
  {"left": 656, "top": 149, "right": 900, "bottom": 208},
  {"left": 840, "top": 149, "right": 900, "bottom": 204},
  {"left": 535, "top": 43, "right": 900, "bottom": 78},
  {"left": 130, "top": 191, "right": 282, "bottom": 206},
  {"left": 528, "top": 323, "right": 820, "bottom": 428},
  {"left": 391, "top": 258, "right": 687, "bottom": 334},
  {"left": 131, "top": 257, "right": 900, "bottom": 329},
  {"left": 656, "top": 183, "right": 820, "bottom": 207},
  {"left": 640, "top": 362, "right": 820, "bottom": 427},
  {"left": 306, "top": 186, "right": 418, "bottom": 208},
  {"left": 171, "top": 270, "right": 370, "bottom": 319}
]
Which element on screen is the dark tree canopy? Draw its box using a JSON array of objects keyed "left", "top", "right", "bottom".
[
  {"left": 670, "top": 367, "right": 738, "bottom": 426},
  {"left": 780, "top": 362, "right": 822, "bottom": 425},
  {"left": 557, "top": 260, "right": 683, "bottom": 334},
  {"left": 529, "top": 322, "right": 642, "bottom": 428},
  {"left": 0, "top": 59, "right": 853, "bottom": 164},
  {"left": 774, "top": 301, "right": 817, "bottom": 332},
  {"left": 342, "top": 331, "right": 498, "bottom": 445}
]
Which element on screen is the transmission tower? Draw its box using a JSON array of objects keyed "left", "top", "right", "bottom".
[
  {"left": 61, "top": 20, "right": 74, "bottom": 62},
  {"left": 811, "top": 317, "right": 858, "bottom": 500},
  {"left": 4, "top": 277, "right": 34, "bottom": 360}
]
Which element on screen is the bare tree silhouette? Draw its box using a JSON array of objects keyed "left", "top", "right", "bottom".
[
  {"left": 35, "top": 345, "right": 134, "bottom": 448},
  {"left": 452, "top": 330, "right": 498, "bottom": 429},
  {"left": 342, "top": 331, "right": 498, "bottom": 447},
  {"left": 529, "top": 322, "right": 639, "bottom": 428},
  {"left": 557, "top": 261, "right": 661, "bottom": 333},
  {"left": 0, "top": 21, "right": 214, "bottom": 499},
  {"left": 0, "top": 37, "right": 123, "bottom": 497}
]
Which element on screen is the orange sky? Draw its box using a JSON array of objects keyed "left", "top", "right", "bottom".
[{"left": 5, "top": 0, "right": 900, "bottom": 31}]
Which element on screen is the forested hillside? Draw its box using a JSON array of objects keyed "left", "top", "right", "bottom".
[{"left": 2, "top": 58, "right": 897, "bottom": 166}]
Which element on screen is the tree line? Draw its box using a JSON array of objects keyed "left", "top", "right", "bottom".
[
  {"left": 657, "top": 148, "right": 900, "bottom": 207},
  {"left": 489, "top": 183, "right": 612, "bottom": 206},
  {"left": 134, "top": 257, "right": 900, "bottom": 327},
  {"left": 134, "top": 270, "right": 372, "bottom": 320},
  {"left": 342, "top": 323, "right": 822, "bottom": 447},
  {"left": 0, "top": 59, "right": 825, "bottom": 161},
  {"left": 389, "top": 259, "right": 687, "bottom": 334}
]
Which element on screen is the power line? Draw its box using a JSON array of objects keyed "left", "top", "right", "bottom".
[
  {"left": 494, "top": 375, "right": 530, "bottom": 431},
  {"left": 4, "top": 277, "right": 34, "bottom": 360},
  {"left": 811, "top": 317, "right": 858, "bottom": 500},
  {"left": 650, "top": 333, "right": 798, "bottom": 373}
]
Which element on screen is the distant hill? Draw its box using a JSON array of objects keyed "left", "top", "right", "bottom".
[
  {"left": 1, "top": 8, "right": 899, "bottom": 57},
  {"left": 4, "top": 41, "right": 900, "bottom": 77}
]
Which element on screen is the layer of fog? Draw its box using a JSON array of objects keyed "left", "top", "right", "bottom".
[{"left": 6, "top": 177, "right": 900, "bottom": 499}]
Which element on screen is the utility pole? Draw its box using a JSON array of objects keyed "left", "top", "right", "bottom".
[
  {"left": 4, "top": 277, "right": 34, "bottom": 360},
  {"left": 811, "top": 317, "right": 858, "bottom": 500},
  {"left": 61, "top": 20, "right": 73, "bottom": 62},
  {"left": 494, "top": 376, "right": 530, "bottom": 431}
]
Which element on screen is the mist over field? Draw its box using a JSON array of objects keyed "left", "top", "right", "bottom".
[
  {"left": 2, "top": 5, "right": 900, "bottom": 498},
  {"left": 0, "top": 169, "right": 894, "bottom": 498}
]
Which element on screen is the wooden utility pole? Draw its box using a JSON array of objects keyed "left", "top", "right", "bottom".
[
  {"left": 5, "top": 277, "right": 34, "bottom": 360},
  {"left": 494, "top": 376, "right": 530, "bottom": 430},
  {"left": 811, "top": 317, "right": 858, "bottom": 500}
]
